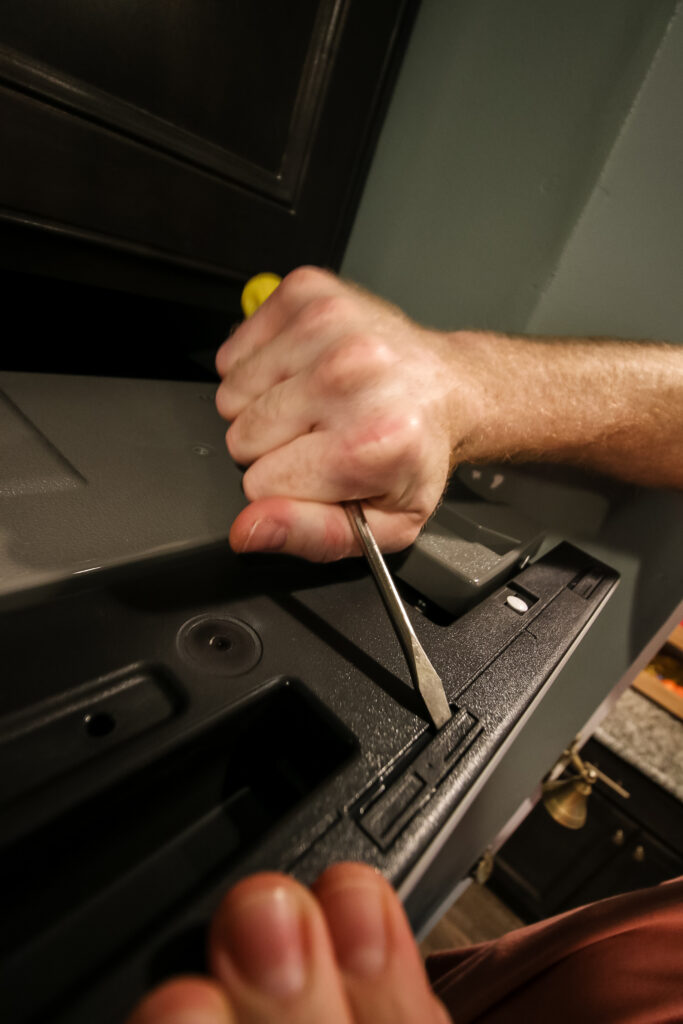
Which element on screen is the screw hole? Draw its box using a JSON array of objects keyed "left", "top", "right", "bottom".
[
  {"left": 84, "top": 711, "right": 116, "bottom": 737},
  {"left": 209, "top": 635, "right": 232, "bottom": 652}
]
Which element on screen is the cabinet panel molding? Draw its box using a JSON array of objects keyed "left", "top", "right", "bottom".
[{"left": 0, "top": 1, "right": 419, "bottom": 305}]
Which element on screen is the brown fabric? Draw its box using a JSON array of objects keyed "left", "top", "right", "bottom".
[{"left": 426, "top": 877, "right": 683, "bottom": 1023}]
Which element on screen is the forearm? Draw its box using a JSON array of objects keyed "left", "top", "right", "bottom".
[{"left": 448, "top": 331, "right": 683, "bottom": 489}]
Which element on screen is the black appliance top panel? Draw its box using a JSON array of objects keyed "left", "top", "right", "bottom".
[{"left": 0, "top": 539, "right": 618, "bottom": 1024}]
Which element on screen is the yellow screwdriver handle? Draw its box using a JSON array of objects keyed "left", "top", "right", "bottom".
[{"left": 240, "top": 272, "right": 282, "bottom": 319}]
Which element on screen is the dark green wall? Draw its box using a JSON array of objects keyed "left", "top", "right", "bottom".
[{"left": 344, "top": 0, "right": 681, "bottom": 342}]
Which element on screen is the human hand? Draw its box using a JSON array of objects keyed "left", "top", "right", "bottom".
[
  {"left": 216, "top": 267, "right": 482, "bottom": 561},
  {"left": 126, "top": 862, "right": 450, "bottom": 1024}
]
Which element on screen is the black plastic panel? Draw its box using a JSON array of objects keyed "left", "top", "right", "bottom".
[
  {"left": 1, "top": 683, "right": 355, "bottom": 1021},
  {"left": 0, "top": 540, "right": 618, "bottom": 1023}
]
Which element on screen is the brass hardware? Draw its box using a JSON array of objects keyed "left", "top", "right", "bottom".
[
  {"left": 633, "top": 844, "right": 645, "bottom": 863},
  {"left": 542, "top": 740, "right": 630, "bottom": 830},
  {"left": 612, "top": 828, "right": 625, "bottom": 846},
  {"left": 474, "top": 849, "right": 494, "bottom": 885},
  {"left": 543, "top": 776, "right": 593, "bottom": 830}
]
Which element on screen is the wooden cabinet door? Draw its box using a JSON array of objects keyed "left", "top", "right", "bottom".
[
  {"left": 566, "top": 830, "right": 683, "bottom": 910},
  {"left": 491, "top": 738, "right": 683, "bottom": 922},
  {"left": 0, "top": 1, "right": 418, "bottom": 309},
  {"left": 491, "top": 790, "right": 637, "bottom": 921}
]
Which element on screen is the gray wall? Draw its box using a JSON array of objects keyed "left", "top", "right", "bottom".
[
  {"left": 527, "top": 6, "right": 683, "bottom": 342},
  {"left": 343, "top": 0, "right": 682, "bottom": 343}
]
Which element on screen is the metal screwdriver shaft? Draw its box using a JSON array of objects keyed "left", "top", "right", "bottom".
[{"left": 345, "top": 501, "right": 452, "bottom": 730}]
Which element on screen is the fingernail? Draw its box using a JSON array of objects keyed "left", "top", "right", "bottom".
[
  {"left": 323, "top": 881, "right": 387, "bottom": 976},
  {"left": 242, "top": 519, "right": 287, "bottom": 553},
  {"left": 221, "top": 886, "right": 306, "bottom": 998},
  {"left": 131, "top": 980, "right": 230, "bottom": 1024}
]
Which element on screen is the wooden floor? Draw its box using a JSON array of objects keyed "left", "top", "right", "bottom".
[{"left": 419, "top": 881, "right": 524, "bottom": 958}]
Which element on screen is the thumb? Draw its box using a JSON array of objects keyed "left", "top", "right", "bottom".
[
  {"left": 230, "top": 497, "right": 356, "bottom": 562},
  {"left": 229, "top": 497, "right": 421, "bottom": 562}
]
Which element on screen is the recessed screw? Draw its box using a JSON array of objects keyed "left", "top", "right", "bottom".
[{"left": 209, "top": 634, "right": 232, "bottom": 651}]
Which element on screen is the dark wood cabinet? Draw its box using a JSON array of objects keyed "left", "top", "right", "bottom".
[
  {"left": 575, "top": 828, "right": 683, "bottom": 907},
  {"left": 490, "top": 740, "right": 683, "bottom": 921},
  {"left": 0, "top": 1, "right": 419, "bottom": 377}
]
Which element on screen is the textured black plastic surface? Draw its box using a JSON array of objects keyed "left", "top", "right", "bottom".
[
  {"left": 357, "top": 709, "right": 481, "bottom": 850},
  {"left": 0, "top": 540, "right": 617, "bottom": 1023}
]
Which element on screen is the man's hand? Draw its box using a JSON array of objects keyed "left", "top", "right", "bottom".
[
  {"left": 215, "top": 267, "right": 482, "bottom": 561},
  {"left": 216, "top": 266, "right": 683, "bottom": 562}
]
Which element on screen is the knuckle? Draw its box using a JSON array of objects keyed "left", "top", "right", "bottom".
[
  {"left": 374, "top": 412, "right": 426, "bottom": 474},
  {"left": 226, "top": 392, "right": 279, "bottom": 463},
  {"left": 225, "top": 422, "right": 246, "bottom": 463},
  {"left": 313, "top": 334, "right": 379, "bottom": 395},
  {"left": 336, "top": 412, "right": 426, "bottom": 489},
  {"left": 295, "top": 294, "right": 348, "bottom": 334},
  {"left": 396, "top": 412, "right": 425, "bottom": 463},
  {"left": 279, "top": 266, "right": 332, "bottom": 305},
  {"left": 313, "top": 349, "right": 351, "bottom": 396},
  {"left": 241, "top": 465, "right": 263, "bottom": 502},
  {"left": 354, "top": 333, "right": 391, "bottom": 365},
  {"left": 215, "top": 323, "right": 245, "bottom": 375},
  {"left": 215, "top": 383, "right": 240, "bottom": 421},
  {"left": 215, "top": 342, "right": 228, "bottom": 376},
  {"left": 337, "top": 434, "right": 383, "bottom": 485}
]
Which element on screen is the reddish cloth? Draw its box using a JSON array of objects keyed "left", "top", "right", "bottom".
[{"left": 426, "top": 877, "right": 683, "bottom": 1023}]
